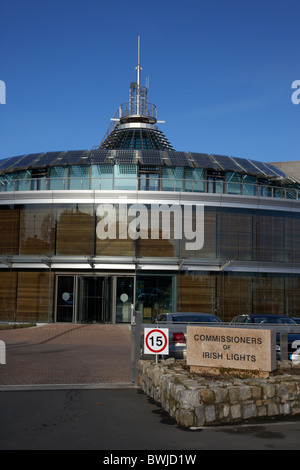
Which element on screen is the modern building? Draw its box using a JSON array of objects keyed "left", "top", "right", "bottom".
[{"left": 1, "top": 41, "right": 300, "bottom": 325}]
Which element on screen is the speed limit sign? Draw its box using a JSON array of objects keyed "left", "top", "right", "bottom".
[{"left": 144, "top": 328, "right": 169, "bottom": 355}]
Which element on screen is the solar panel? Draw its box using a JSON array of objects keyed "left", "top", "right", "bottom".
[
  {"left": 32, "top": 151, "right": 63, "bottom": 168},
  {"left": 56, "top": 150, "right": 86, "bottom": 165},
  {"left": 249, "top": 160, "right": 279, "bottom": 177},
  {"left": 0, "top": 155, "right": 25, "bottom": 171},
  {"left": 212, "top": 154, "right": 244, "bottom": 173},
  {"left": 265, "top": 163, "right": 287, "bottom": 178},
  {"left": 0, "top": 158, "right": 9, "bottom": 170},
  {"left": 10, "top": 153, "right": 43, "bottom": 169},
  {"left": 190, "top": 153, "right": 221, "bottom": 170},
  {"left": 140, "top": 150, "right": 163, "bottom": 165},
  {"left": 114, "top": 149, "right": 137, "bottom": 164},
  {"left": 250, "top": 160, "right": 285, "bottom": 178},
  {"left": 85, "top": 149, "right": 111, "bottom": 164},
  {"left": 232, "top": 157, "right": 265, "bottom": 176},
  {"left": 166, "top": 151, "right": 192, "bottom": 167}
]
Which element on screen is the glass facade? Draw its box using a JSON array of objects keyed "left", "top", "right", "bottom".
[
  {"left": 1, "top": 164, "right": 300, "bottom": 200},
  {"left": 0, "top": 199, "right": 299, "bottom": 323},
  {"left": 1, "top": 203, "right": 300, "bottom": 262}
]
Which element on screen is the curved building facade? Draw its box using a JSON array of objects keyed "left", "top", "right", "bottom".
[{"left": 1, "top": 45, "right": 300, "bottom": 324}]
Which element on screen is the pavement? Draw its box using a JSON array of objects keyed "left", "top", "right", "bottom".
[{"left": 0, "top": 323, "right": 134, "bottom": 390}]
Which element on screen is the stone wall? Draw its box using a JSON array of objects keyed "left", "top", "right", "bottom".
[{"left": 138, "top": 359, "right": 300, "bottom": 427}]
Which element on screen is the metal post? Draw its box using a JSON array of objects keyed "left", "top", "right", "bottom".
[
  {"left": 131, "top": 306, "right": 141, "bottom": 384},
  {"left": 280, "top": 331, "right": 289, "bottom": 361}
]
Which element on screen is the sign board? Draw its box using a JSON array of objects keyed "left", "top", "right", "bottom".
[
  {"left": 187, "top": 326, "right": 276, "bottom": 372},
  {"left": 144, "top": 328, "right": 169, "bottom": 355}
]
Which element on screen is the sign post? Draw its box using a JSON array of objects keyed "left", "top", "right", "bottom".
[{"left": 144, "top": 328, "right": 169, "bottom": 362}]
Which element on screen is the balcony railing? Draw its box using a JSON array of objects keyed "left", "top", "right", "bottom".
[{"left": 0, "top": 176, "right": 299, "bottom": 200}]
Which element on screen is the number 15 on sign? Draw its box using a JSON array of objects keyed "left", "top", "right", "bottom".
[{"left": 144, "top": 328, "right": 169, "bottom": 355}]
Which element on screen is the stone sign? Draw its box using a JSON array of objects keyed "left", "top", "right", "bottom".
[{"left": 187, "top": 326, "right": 276, "bottom": 372}]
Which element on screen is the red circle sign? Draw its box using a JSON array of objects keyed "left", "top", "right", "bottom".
[{"left": 145, "top": 329, "right": 168, "bottom": 353}]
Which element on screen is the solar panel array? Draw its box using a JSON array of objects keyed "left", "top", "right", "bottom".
[{"left": 0, "top": 149, "right": 291, "bottom": 183}]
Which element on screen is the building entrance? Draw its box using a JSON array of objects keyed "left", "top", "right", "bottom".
[
  {"left": 78, "top": 276, "right": 109, "bottom": 323},
  {"left": 55, "top": 275, "right": 133, "bottom": 324}
]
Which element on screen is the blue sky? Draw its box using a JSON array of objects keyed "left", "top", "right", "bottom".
[{"left": 0, "top": 0, "right": 299, "bottom": 162}]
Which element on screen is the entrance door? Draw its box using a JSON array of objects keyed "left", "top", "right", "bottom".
[
  {"left": 116, "top": 277, "right": 134, "bottom": 322},
  {"left": 78, "top": 276, "right": 111, "bottom": 323},
  {"left": 56, "top": 276, "right": 75, "bottom": 322}
]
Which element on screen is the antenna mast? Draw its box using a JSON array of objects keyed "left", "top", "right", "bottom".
[{"left": 136, "top": 36, "right": 142, "bottom": 115}]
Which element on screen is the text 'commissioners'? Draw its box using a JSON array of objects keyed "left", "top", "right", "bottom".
[{"left": 187, "top": 326, "right": 276, "bottom": 372}]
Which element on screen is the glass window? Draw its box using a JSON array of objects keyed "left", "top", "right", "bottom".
[
  {"left": 185, "top": 168, "right": 205, "bottom": 192},
  {"left": 19, "top": 204, "right": 55, "bottom": 255},
  {"left": 114, "top": 165, "right": 137, "bottom": 190},
  {"left": 136, "top": 275, "right": 173, "bottom": 323},
  {"left": 91, "top": 165, "right": 113, "bottom": 190},
  {"left": 49, "top": 167, "right": 68, "bottom": 190},
  {"left": 243, "top": 174, "right": 257, "bottom": 196},
  {"left": 56, "top": 204, "right": 94, "bottom": 255},
  {"left": 0, "top": 206, "right": 20, "bottom": 255},
  {"left": 226, "top": 172, "right": 242, "bottom": 194},
  {"left": 69, "top": 165, "right": 90, "bottom": 190},
  {"left": 5, "top": 173, "right": 18, "bottom": 191},
  {"left": 162, "top": 167, "right": 184, "bottom": 192},
  {"left": 18, "top": 170, "right": 31, "bottom": 191}
]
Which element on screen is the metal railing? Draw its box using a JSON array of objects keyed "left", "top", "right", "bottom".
[{"left": 0, "top": 176, "right": 299, "bottom": 201}]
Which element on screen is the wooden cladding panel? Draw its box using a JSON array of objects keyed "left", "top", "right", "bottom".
[
  {"left": 178, "top": 273, "right": 215, "bottom": 313},
  {"left": 0, "top": 271, "right": 17, "bottom": 321},
  {"left": 19, "top": 207, "right": 55, "bottom": 255},
  {"left": 17, "top": 272, "right": 54, "bottom": 322},
  {"left": 0, "top": 208, "right": 19, "bottom": 255},
  {"left": 56, "top": 207, "right": 94, "bottom": 255}
]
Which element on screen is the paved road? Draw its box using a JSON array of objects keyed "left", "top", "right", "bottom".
[
  {"left": 1, "top": 388, "right": 300, "bottom": 451},
  {"left": 0, "top": 324, "right": 132, "bottom": 386}
]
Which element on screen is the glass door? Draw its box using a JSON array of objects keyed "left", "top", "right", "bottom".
[
  {"left": 56, "top": 276, "right": 75, "bottom": 322},
  {"left": 78, "top": 276, "right": 112, "bottom": 323},
  {"left": 116, "top": 277, "right": 134, "bottom": 323}
]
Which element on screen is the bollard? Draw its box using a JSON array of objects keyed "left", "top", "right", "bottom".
[
  {"left": 0, "top": 340, "right": 6, "bottom": 364},
  {"left": 130, "top": 307, "right": 141, "bottom": 384}
]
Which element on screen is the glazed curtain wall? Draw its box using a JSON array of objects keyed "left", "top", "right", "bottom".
[
  {"left": 0, "top": 270, "right": 299, "bottom": 323},
  {"left": 1, "top": 204, "right": 300, "bottom": 262},
  {"left": 177, "top": 272, "right": 300, "bottom": 321}
]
